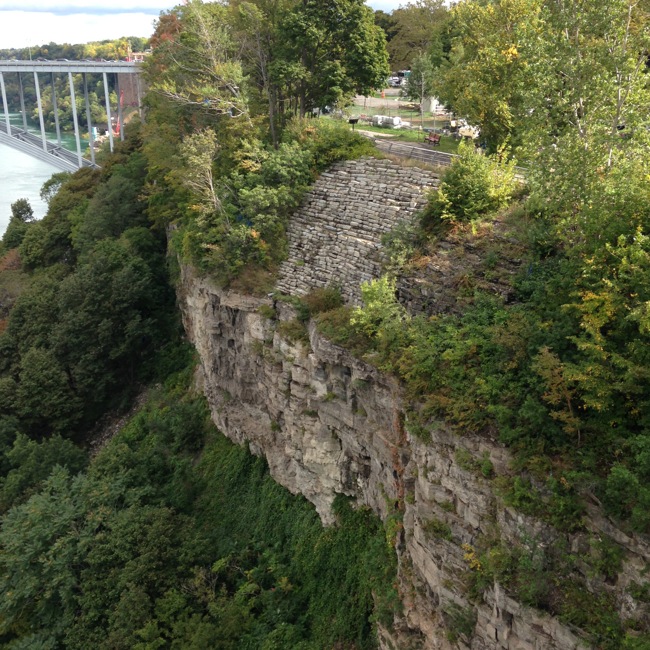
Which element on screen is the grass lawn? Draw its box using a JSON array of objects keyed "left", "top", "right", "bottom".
[
  {"left": 350, "top": 123, "right": 460, "bottom": 155},
  {"left": 352, "top": 104, "right": 430, "bottom": 123}
]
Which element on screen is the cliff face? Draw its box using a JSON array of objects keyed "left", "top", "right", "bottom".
[
  {"left": 180, "top": 275, "right": 402, "bottom": 525},
  {"left": 180, "top": 270, "right": 646, "bottom": 650},
  {"left": 177, "top": 158, "right": 649, "bottom": 649}
]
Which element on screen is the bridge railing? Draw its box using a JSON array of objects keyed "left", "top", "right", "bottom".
[
  {"left": 372, "top": 138, "right": 457, "bottom": 168},
  {"left": 0, "top": 122, "right": 95, "bottom": 171},
  {"left": 0, "top": 60, "right": 139, "bottom": 74}
]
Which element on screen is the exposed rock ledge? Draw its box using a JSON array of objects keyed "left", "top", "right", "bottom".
[{"left": 179, "top": 268, "right": 649, "bottom": 650}]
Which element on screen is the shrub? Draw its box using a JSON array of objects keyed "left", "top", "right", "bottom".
[
  {"left": 258, "top": 304, "right": 277, "bottom": 319},
  {"left": 454, "top": 448, "right": 493, "bottom": 478},
  {"left": 443, "top": 603, "right": 476, "bottom": 644},
  {"left": 277, "top": 319, "right": 310, "bottom": 346},
  {"left": 2, "top": 218, "right": 32, "bottom": 251},
  {"left": 350, "top": 276, "right": 411, "bottom": 364},
  {"left": 588, "top": 537, "right": 624, "bottom": 581},
  {"left": 425, "top": 140, "right": 516, "bottom": 224},
  {"left": 603, "top": 464, "right": 640, "bottom": 521},
  {"left": 316, "top": 306, "right": 372, "bottom": 357},
  {"left": 381, "top": 220, "right": 421, "bottom": 273},
  {"left": 284, "top": 119, "right": 377, "bottom": 171},
  {"left": 351, "top": 276, "right": 404, "bottom": 336},
  {"left": 301, "top": 286, "right": 344, "bottom": 316},
  {"left": 423, "top": 517, "right": 453, "bottom": 541}
]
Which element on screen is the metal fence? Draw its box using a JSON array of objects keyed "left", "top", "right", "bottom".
[
  {"left": 371, "top": 138, "right": 456, "bottom": 168},
  {"left": 370, "top": 137, "right": 527, "bottom": 178}
]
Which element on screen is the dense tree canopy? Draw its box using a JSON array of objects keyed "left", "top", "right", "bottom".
[
  {"left": 0, "top": 37, "right": 148, "bottom": 63},
  {"left": 145, "top": 0, "right": 389, "bottom": 133},
  {"left": 431, "top": 0, "right": 650, "bottom": 162},
  {"left": 139, "top": 0, "right": 386, "bottom": 287}
]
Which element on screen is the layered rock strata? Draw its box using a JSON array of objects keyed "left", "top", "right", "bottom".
[
  {"left": 179, "top": 270, "right": 650, "bottom": 650},
  {"left": 180, "top": 157, "right": 648, "bottom": 649}
]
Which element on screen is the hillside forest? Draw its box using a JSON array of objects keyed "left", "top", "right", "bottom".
[{"left": 0, "top": 0, "right": 649, "bottom": 649}]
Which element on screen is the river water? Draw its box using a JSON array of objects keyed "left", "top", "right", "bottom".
[
  {"left": 0, "top": 114, "right": 89, "bottom": 236},
  {"left": 0, "top": 143, "right": 58, "bottom": 235}
]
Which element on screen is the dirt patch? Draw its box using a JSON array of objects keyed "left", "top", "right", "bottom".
[
  {"left": 0, "top": 249, "right": 21, "bottom": 271},
  {"left": 88, "top": 387, "right": 153, "bottom": 458},
  {"left": 397, "top": 211, "right": 526, "bottom": 316}
]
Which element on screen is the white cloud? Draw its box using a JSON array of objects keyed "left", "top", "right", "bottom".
[
  {"left": 0, "top": 1, "right": 406, "bottom": 51},
  {"left": 0, "top": 1, "right": 176, "bottom": 11},
  {"left": 366, "top": 0, "right": 403, "bottom": 10},
  {"left": 0, "top": 11, "right": 163, "bottom": 48}
]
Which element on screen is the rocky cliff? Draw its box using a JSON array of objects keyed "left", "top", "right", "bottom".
[
  {"left": 179, "top": 268, "right": 648, "bottom": 649},
  {"left": 177, "top": 158, "right": 650, "bottom": 649}
]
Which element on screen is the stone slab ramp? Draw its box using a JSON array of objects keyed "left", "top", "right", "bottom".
[{"left": 276, "top": 158, "right": 439, "bottom": 304}]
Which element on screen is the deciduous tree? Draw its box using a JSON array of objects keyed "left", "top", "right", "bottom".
[
  {"left": 433, "top": 0, "right": 540, "bottom": 150},
  {"left": 145, "top": 1, "right": 248, "bottom": 119},
  {"left": 403, "top": 54, "right": 436, "bottom": 126},
  {"left": 388, "top": 0, "right": 448, "bottom": 70},
  {"left": 277, "top": 0, "right": 390, "bottom": 116}
]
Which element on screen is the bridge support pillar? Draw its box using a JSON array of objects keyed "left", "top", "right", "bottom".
[
  {"left": 136, "top": 74, "right": 143, "bottom": 123},
  {"left": 18, "top": 73, "right": 28, "bottom": 131},
  {"left": 0, "top": 61, "right": 140, "bottom": 170},
  {"left": 33, "top": 71, "right": 48, "bottom": 152},
  {"left": 68, "top": 71, "right": 82, "bottom": 167},
  {"left": 0, "top": 72, "right": 11, "bottom": 136},
  {"left": 83, "top": 73, "right": 95, "bottom": 166},
  {"left": 116, "top": 75, "right": 125, "bottom": 142},
  {"left": 103, "top": 72, "right": 114, "bottom": 153},
  {"left": 51, "top": 72, "right": 62, "bottom": 147}
]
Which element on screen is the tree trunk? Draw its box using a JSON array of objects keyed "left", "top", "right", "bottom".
[{"left": 269, "top": 83, "right": 278, "bottom": 148}]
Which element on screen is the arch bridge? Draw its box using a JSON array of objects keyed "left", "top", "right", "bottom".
[{"left": 0, "top": 60, "right": 142, "bottom": 171}]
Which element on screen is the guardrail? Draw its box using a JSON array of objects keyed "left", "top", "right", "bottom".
[
  {"left": 0, "top": 60, "right": 139, "bottom": 74},
  {"left": 372, "top": 138, "right": 457, "bottom": 167},
  {"left": 370, "top": 137, "right": 527, "bottom": 178}
]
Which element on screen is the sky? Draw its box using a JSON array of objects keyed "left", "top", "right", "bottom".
[{"left": 0, "top": 1, "right": 403, "bottom": 50}]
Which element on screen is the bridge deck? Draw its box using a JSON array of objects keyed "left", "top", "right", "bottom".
[
  {"left": 0, "top": 123, "right": 95, "bottom": 172},
  {"left": 0, "top": 60, "right": 139, "bottom": 74}
]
